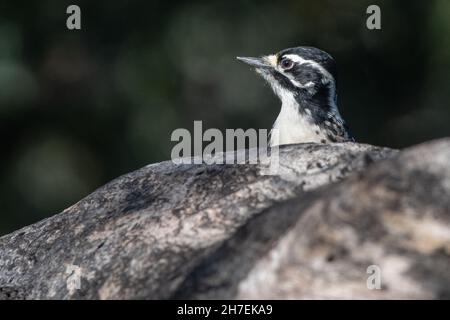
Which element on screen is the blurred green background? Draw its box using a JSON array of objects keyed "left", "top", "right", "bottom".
[{"left": 1, "top": 0, "right": 450, "bottom": 235}]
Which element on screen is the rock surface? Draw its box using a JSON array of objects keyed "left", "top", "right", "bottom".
[{"left": 0, "top": 140, "right": 449, "bottom": 299}]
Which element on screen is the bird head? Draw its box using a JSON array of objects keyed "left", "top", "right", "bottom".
[
  {"left": 237, "top": 46, "right": 354, "bottom": 144},
  {"left": 237, "top": 46, "right": 338, "bottom": 108}
]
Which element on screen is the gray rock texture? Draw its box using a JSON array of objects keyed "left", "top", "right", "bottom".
[{"left": 0, "top": 140, "right": 449, "bottom": 299}]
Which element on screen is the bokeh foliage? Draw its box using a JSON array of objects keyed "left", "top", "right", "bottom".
[{"left": 1, "top": 0, "right": 449, "bottom": 235}]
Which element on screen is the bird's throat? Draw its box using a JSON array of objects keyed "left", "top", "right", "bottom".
[{"left": 270, "top": 97, "right": 329, "bottom": 146}]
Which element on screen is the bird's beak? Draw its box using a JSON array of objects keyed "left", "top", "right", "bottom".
[{"left": 236, "top": 55, "right": 277, "bottom": 69}]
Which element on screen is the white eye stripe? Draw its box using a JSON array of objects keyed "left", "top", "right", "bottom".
[
  {"left": 281, "top": 54, "right": 341, "bottom": 121},
  {"left": 276, "top": 60, "right": 316, "bottom": 89},
  {"left": 282, "top": 54, "right": 334, "bottom": 83}
]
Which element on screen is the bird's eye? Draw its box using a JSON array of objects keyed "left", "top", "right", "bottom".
[{"left": 280, "top": 58, "right": 294, "bottom": 70}]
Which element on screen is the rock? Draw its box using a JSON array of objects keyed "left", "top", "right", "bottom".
[
  {"left": 3, "top": 139, "right": 447, "bottom": 299},
  {"left": 175, "top": 139, "right": 450, "bottom": 299}
]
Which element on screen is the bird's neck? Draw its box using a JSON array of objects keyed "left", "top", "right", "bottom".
[{"left": 270, "top": 92, "right": 331, "bottom": 146}]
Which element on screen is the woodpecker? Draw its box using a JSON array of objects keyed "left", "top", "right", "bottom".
[{"left": 237, "top": 46, "right": 354, "bottom": 146}]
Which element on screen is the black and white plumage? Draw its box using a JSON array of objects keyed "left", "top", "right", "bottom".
[{"left": 237, "top": 46, "right": 354, "bottom": 146}]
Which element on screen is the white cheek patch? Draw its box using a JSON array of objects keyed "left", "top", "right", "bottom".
[
  {"left": 290, "top": 79, "right": 314, "bottom": 89},
  {"left": 258, "top": 63, "right": 316, "bottom": 96}
]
